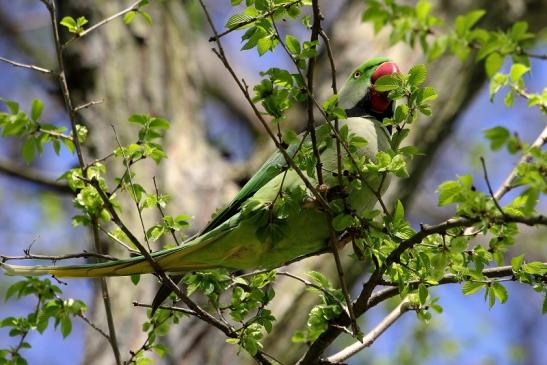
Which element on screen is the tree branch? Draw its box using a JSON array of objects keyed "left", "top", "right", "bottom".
[
  {"left": 133, "top": 301, "right": 196, "bottom": 316},
  {"left": 325, "top": 298, "right": 413, "bottom": 364},
  {"left": 367, "top": 264, "right": 527, "bottom": 308},
  {"left": 208, "top": 0, "right": 302, "bottom": 42},
  {"left": 298, "top": 213, "right": 546, "bottom": 364},
  {"left": 0, "top": 56, "right": 53, "bottom": 74},
  {"left": 0, "top": 159, "right": 72, "bottom": 194},
  {"left": 494, "top": 126, "right": 547, "bottom": 201},
  {"left": 62, "top": 0, "right": 142, "bottom": 49},
  {"left": 91, "top": 216, "right": 122, "bottom": 364}
]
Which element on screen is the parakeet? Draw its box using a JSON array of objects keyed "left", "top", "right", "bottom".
[{"left": 1, "top": 58, "right": 399, "bottom": 288}]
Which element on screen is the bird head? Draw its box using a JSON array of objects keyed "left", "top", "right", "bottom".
[{"left": 338, "top": 57, "right": 400, "bottom": 121}]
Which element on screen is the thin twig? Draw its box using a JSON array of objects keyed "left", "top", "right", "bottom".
[
  {"left": 74, "top": 98, "right": 104, "bottom": 112},
  {"left": 494, "top": 126, "right": 547, "bottom": 201},
  {"left": 463, "top": 126, "right": 547, "bottom": 236},
  {"left": 91, "top": 218, "right": 122, "bottom": 364},
  {"left": 325, "top": 298, "right": 413, "bottom": 364},
  {"left": 367, "top": 264, "right": 524, "bottom": 308},
  {"left": 111, "top": 125, "right": 152, "bottom": 251},
  {"left": 75, "top": 310, "right": 111, "bottom": 341},
  {"left": 36, "top": 126, "right": 72, "bottom": 141},
  {"left": 521, "top": 51, "right": 547, "bottom": 60},
  {"left": 86, "top": 152, "right": 115, "bottom": 169},
  {"left": 40, "top": 1, "right": 120, "bottom": 362},
  {"left": 88, "top": 177, "right": 252, "bottom": 357},
  {"left": 124, "top": 309, "right": 174, "bottom": 365},
  {"left": 297, "top": 213, "right": 547, "bottom": 364},
  {"left": 306, "top": 0, "right": 324, "bottom": 186},
  {"left": 10, "top": 297, "right": 42, "bottom": 359},
  {"left": 133, "top": 301, "right": 196, "bottom": 316},
  {"left": 276, "top": 271, "right": 346, "bottom": 309},
  {"left": 480, "top": 156, "right": 505, "bottom": 215},
  {"left": 62, "top": 0, "right": 142, "bottom": 49},
  {"left": 0, "top": 55, "right": 53, "bottom": 74},
  {"left": 208, "top": 0, "right": 302, "bottom": 42},
  {"left": 0, "top": 251, "right": 116, "bottom": 262},
  {"left": 200, "top": 0, "right": 329, "bottom": 213},
  {"left": 152, "top": 176, "right": 180, "bottom": 245}
]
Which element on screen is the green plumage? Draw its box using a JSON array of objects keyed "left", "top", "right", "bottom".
[{"left": 1, "top": 57, "right": 394, "bottom": 283}]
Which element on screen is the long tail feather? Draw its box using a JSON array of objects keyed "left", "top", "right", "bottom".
[
  {"left": 1, "top": 214, "right": 245, "bottom": 278},
  {"left": 1, "top": 254, "right": 156, "bottom": 278}
]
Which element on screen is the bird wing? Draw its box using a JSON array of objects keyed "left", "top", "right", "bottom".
[{"left": 200, "top": 141, "right": 300, "bottom": 234}]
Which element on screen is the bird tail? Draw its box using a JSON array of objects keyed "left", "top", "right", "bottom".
[
  {"left": 1, "top": 219, "right": 235, "bottom": 278},
  {"left": 1, "top": 254, "right": 157, "bottom": 278}
]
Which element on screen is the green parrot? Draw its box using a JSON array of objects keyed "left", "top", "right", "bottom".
[{"left": 1, "top": 58, "right": 399, "bottom": 291}]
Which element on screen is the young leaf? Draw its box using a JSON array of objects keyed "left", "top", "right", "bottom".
[
  {"left": 509, "top": 63, "right": 529, "bottom": 83},
  {"left": 30, "top": 99, "right": 44, "bottom": 122},
  {"left": 418, "top": 283, "right": 428, "bottom": 305},
  {"left": 485, "top": 53, "right": 503, "bottom": 78},
  {"left": 408, "top": 64, "right": 427, "bottom": 86},
  {"left": 22, "top": 138, "right": 36, "bottom": 164},
  {"left": 374, "top": 74, "right": 400, "bottom": 92},
  {"left": 285, "top": 35, "right": 301, "bottom": 55},
  {"left": 462, "top": 281, "right": 484, "bottom": 295},
  {"left": 484, "top": 126, "right": 509, "bottom": 150}
]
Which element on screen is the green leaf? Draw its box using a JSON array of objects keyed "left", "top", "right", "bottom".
[
  {"left": 0, "top": 97, "right": 19, "bottom": 113},
  {"left": 30, "top": 99, "right": 44, "bottom": 122},
  {"left": 491, "top": 282, "right": 508, "bottom": 304},
  {"left": 418, "top": 283, "right": 428, "bottom": 305},
  {"left": 407, "top": 64, "right": 427, "bottom": 86},
  {"left": 485, "top": 53, "right": 503, "bottom": 78},
  {"left": 257, "top": 37, "right": 272, "bottom": 56},
  {"left": 283, "top": 129, "right": 299, "bottom": 145},
  {"left": 489, "top": 73, "right": 509, "bottom": 100},
  {"left": 437, "top": 180, "right": 460, "bottom": 206},
  {"left": 511, "top": 254, "right": 525, "bottom": 271},
  {"left": 374, "top": 74, "right": 399, "bottom": 92},
  {"left": 5, "top": 281, "right": 25, "bottom": 300},
  {"left": 124, "top": 11, "right": 137, "bottom": 24},
  {"left": 60, "top": 317, "right": 72, "bottom": 338},
  {"left": 128, "top": 114, "right": 149, "bottom": 125},
  {"left": 484, "top": 126, "right": 510, "bottom": 151},
  {"left": 332, "top": 214, "right": 354, "bottom": 231},
  {"left": 76, "top": 16, "right": 88, "bottom": 28},
  {"left": 225, "top": 13, "right": 254, "bottom": 29},
  {"left": 307, "top": 271, "right": 331, "bottom": 289},
  {"left": 462, "top": 281, "right": 484, "bottom": 295},
  {"left": 522, "top": 261, "right": 547, "bottom": 275},
  {"left": 131, "top": 274, "right": 141, "bottom": 285},
  {"left": 509, "top": 63, "right": 529, "bottom": 83},
  {"left": 285, "top": 35, "right": 301, "bottom": 55},
  {"left": 415, "top": 0, "right": 431, "bottom": 21},
  {"left": 139, "top": 11, "right": 152, "bottom": 25},
  {"left": 60, "top": 16, "right": 77, "bottom": 31},
  {"left": 455, "top": 10, "right": 485, "bottom": 35},
  {"left": 22, "top": 138, "right": 36, "bottom": 164},
  {"left": 418, "top": 87, "right": 437, "bottom": 103}
]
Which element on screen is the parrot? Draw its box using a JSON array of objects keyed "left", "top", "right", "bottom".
[{"left": 1, "top": 57, "right": 400, "bottom": 300}]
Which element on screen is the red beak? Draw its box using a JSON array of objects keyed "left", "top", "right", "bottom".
[{"left": 370, "top": 61, "right": 400, "bottom": 114}]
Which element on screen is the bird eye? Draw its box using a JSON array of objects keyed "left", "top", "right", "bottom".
[{"left": 353, "top": 71, "right": 361, "bottom": 78}]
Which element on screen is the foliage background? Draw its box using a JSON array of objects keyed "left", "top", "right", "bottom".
[{"left": 0, "top": 1, "right": 545, "bottom": 364}]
